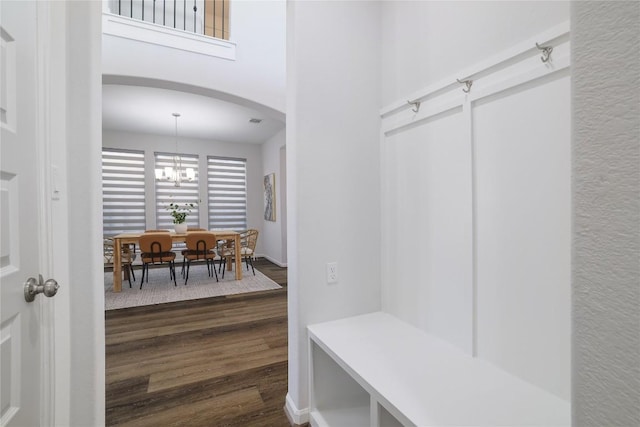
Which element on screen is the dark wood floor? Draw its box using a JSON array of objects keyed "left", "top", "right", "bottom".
[{"left": 105, "top": 259, "right": 291, "bottom": 426}]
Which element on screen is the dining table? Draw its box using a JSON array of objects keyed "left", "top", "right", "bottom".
[{"left": 111, "top": 230, "right": 242, "bottom": 292}]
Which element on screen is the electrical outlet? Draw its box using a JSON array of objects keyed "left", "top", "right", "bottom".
[{"left": 327, "top": 262, "right": 338, "bottom": 284}]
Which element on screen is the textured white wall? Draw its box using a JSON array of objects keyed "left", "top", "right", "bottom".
[{"left": 572, "top": 2, "right": 640, "bottom": 425}]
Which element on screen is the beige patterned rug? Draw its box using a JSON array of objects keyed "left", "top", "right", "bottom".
[{"left": 104, "top": 264, "right": 281, "bottom": 310}]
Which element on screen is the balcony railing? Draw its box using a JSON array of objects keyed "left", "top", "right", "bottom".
[{"left": 107, "top": 0, "right": 230, "bottom": 40}]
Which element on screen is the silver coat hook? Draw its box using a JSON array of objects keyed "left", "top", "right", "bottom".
[
  {"left": 407, "top": 100, "right": 421, "bottom": 113},
  {"left": 536, "top": 42, "right": 553, "bottom": 63},
  {"left": 456, "top": 78, "right": 473, "bottom": 93}
]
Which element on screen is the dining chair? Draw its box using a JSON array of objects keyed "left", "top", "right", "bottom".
[
  {"left": 183, "top": 232, "right": 220, "bottom": 285},
  {"left": 220, "top": 229, "right": 259, "bottom": 277},
  {"left": 217, "top": 238, "right": 234, "bottom": 277},
  {"left": 104, "top": 237, "right": 137, "bottom": 288},
  {"left": 138, "top": 232, "right": 177, "bottom": 288},
  {"left": 240, "top": 229, "right": 259, "bottom": 275},
  {"left": 180, "top": 228, "right": 207, "bottom": 276}
]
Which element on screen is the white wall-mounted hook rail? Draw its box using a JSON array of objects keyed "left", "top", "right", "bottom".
[
  {"left": 535, "top": 42, "right": 553, "bottom": 63},
  {"left": 407, "top": 99, "right": 421, "bottom": 113},
  {"left": 456, "top": 78, "right": 473, "bottom": 93}
]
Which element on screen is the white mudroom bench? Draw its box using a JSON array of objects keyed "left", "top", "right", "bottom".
[{"left": 308, "top": 312, "right": 570, "bottom": 427}]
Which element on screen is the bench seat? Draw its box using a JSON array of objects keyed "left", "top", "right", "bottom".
[{"left": 308, "top": 311, "right": 570, "bottom": 427}]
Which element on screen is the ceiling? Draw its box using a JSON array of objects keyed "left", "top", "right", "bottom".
[{"left": 102, "top": 85, "right": 285, "bottom": 144}]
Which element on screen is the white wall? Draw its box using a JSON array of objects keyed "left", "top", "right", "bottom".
[
  {"left": 65, "top": 2, "right": 105, "bottom": 425},
  {"left": 61, "top": 1, "right": 639, "bottom": 425},
  {"left": 572, "top": 2, "right": 640, "bottom": 425},
  {"left": 286, "top": 1, "right": 575, "bottom": 419},
  {"left": 379, "top": 1, "right": 571, "bottom": 400},
  {"left": 102, "top": 0, "right": 286, "bottom": 115},
  {"left": 279, "top": 145, "right": 287, "bottom": 264},
  {"left": 102, "top": 130, "right": 265, "bottom": 253},
  {"left": 383, "top": 106, "right": 473, "bottom": 354},
  {"left": 286, "top": 0, "right": 382, "bottom": 418},
  {"left": 261, "top": 128, "right": 286, "bottom": 266},
  {"left": 473, "top": 75, "right": 571, "bottom": 399},
  {"left": 380, "top": 1, "right": 570, "bottom": 105}
]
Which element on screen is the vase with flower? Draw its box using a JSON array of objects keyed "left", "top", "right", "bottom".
[{"left": 166, "top": 202, "right": 194, "bottom": 234}]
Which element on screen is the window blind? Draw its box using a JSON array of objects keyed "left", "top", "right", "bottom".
[
  {"left": 207, "top": 156, "right": 247, "bottom": 231},
  {"left": 102, "top": 148, "right": 146, "bottom": 237},
  {"left": 155, "top": 152, "right": 200, "bottom": 230}
]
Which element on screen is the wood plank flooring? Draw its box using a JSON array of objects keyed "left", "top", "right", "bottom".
[{"left": 105, "top": 259, "right": 292, "bottom": 426}]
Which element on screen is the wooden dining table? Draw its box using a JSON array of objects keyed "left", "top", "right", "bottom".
[{"left": 111, "top": 230, "right": 242, "bottom": 292}]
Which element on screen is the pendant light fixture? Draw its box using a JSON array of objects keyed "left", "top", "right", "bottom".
[{"left": 154, "top": 112, "right": 195, "bottom": 187}]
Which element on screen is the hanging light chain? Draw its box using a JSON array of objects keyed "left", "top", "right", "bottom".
[{"left": 155, "top": 112, "right": 195, "bottom": 187}]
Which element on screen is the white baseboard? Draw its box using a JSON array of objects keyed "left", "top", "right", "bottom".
[
  {"left": 284, "top": 393, "right": 309, "bottom": 426},
  {"left": 258, "top": 254, "right": 287, "bottom": 268}
]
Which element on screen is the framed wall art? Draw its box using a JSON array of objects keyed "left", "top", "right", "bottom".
[{"left": 264, "top": 173, "right": 276, "bottom": 221}]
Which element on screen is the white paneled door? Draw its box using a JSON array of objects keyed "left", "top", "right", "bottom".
[{"left": 1, "top": 1, "right": 56, "bottom": 425}]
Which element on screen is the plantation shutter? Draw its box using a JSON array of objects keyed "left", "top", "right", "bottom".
[
  {"left": 155, "top": 152, "right": 200, "bottom": 230},
  {"left": 207, "top": 156, "right": 247, "bottom": 231},
  {"left": 101, "top": 148, "right": 146, "bottom": 237}
]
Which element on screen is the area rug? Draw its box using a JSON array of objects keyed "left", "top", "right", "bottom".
[{"left": 104, "top": 265, "right": 281, "bottom": 310}]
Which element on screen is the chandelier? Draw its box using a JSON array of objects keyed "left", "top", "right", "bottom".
[{"left": 154, "top": 113, "right": 195, "bottom": 187}]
